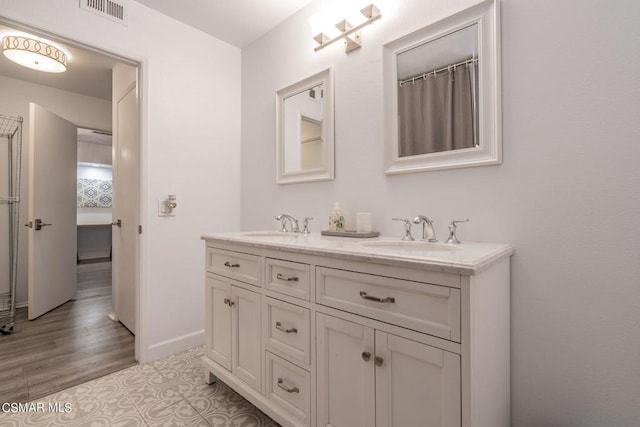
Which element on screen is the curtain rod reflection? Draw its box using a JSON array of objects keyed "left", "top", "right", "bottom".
[{"left": 399, "top": 57, "right": 478, "bottom": 87}]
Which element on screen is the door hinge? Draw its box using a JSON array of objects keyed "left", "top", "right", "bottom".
[{"left": 138, "top": 225, "right": 142, "bottom": 234}]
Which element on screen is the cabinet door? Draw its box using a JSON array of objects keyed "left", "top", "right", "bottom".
[
  {"left": 205, "top": 276, "right": 232, "bottom": 370},
  {"left": 375, "top": 331, "right": 461, "bottom": 427},
  {"left": 232, "top": 285, "right": 262, "bottom": 392},
  {"left": 317, "top": 314, "right": 375, "bottom": 427}
]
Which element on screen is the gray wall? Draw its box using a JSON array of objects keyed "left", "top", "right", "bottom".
[{"left": 241, "top": 0, "right": 640, "bottom": 425}]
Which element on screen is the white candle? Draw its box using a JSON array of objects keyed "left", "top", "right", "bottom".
[{"left": 356, "top": 212, "right": 372, "bottom": 233}]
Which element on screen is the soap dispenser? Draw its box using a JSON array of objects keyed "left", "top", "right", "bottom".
[{"left": 329, "top": 202, "right": 345, "bottom": 231}]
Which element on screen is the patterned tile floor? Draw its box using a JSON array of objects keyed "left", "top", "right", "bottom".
[{"left": 0, "top": 346, "right": 280, "bottom": 426}]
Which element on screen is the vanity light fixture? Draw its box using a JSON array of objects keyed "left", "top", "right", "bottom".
[
  {"left": 2, "top": 35, "right": 68, "bottom": 73},
  {"left": 313, "top": 3, "right": 381, "bottom": 53}
]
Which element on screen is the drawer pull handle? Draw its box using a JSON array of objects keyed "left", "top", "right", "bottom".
[
  {"left": 277, "top": 378, "right": 299, "bottom": 394},
  {"left": 224, "top": 261, "right": 240, "bottom": 268},
  {"left": 359, "top": 291, "right": 395, "bottom": 304},
  {"left": 276, "top": 273, "right": 299, "bottom": 282},
  {"left": 275, "top": 321, "right": 298, "bottom": 334},
  {"left": 223, "top": 298, "right": 235, "bottom": 307},
  {"left": 375, "top": 356, "right": 384, "bottom": 367},
  {"left": 361, "top": 351, "right": 371, "bottom": 361}
]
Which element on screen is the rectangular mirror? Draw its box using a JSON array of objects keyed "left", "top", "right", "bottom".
[
  {"left": 276, "top": 68, "right": 334, "bottom": 184},
  {"left": 383, "top": 0, "right": 501, "bottom": 174}
]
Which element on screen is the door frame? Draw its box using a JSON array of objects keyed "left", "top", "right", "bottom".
[{"left": 0, "top": 16, "right": 149, "bottom": 363}]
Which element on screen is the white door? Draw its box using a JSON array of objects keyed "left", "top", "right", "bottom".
[
  {"left": 205, "top": 275, "right": 232, "bottom": 370},
  {"left": 232, "top": 285, "right": 261, "bottom": 392},
  {"left": 112, "top": 84, "right": 139, "bottom": 333},
  {"left": 317, "top": 314, "right": 375, "bottom": 427},
  {"left": 375, "top": 331, "right": 461, "bottom": 427},
  {"left": 27, "top": 103, "right": 77, "bottom": 320}
]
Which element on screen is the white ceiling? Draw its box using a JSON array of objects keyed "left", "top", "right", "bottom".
[
  {"left": 0, "top": 1, "right": 313, "bottom": 100},
  {"left": 134, "top": 0, "right": 314, "bottom": 47}
]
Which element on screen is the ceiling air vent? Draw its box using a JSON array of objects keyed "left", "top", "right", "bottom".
[{"left": 79, "top": 0, "right": 128, "bottom": 26}]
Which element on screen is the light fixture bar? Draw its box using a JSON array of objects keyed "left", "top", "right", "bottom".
[{"left": 314, "top": 4, "right": 381, "bottom": 53}]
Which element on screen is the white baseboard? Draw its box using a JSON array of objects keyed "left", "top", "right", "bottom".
[{"left": 146, "top": 329, "right": 205, "bottom": 362}]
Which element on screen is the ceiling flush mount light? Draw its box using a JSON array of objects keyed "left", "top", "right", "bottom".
[
  {"left": 314, "top": 4, "right": 381, "bottom": 53},
  {"left": 2, "top": 35, "right": 68, "bottom": 73}
]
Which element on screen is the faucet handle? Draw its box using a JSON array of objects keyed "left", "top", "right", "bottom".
[
  {"left": 274, "top": 214, "right": 289, "bottom": 232},
  {"left": 301, "top": 217, "right": 314, "bottom": 235},
  {"left": 392, "top": 217, "right": 415, "bottom": 241},
  {"left": 445, "top": 218, "right": 469, "bottom": 244},
  {"left": 452, "top": 218, "right": 469, "bottom": 226}
]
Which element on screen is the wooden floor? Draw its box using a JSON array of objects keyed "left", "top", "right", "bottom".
[{"left": 0, "top": 261, "right": 136, "bottom": 403}]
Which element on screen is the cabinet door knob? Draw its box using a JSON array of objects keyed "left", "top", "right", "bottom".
[
  {"left": 361, "top": 351, "right": 371, "bottom": 361},
  {"left": 275, "top": 321, "right": 297, "bottom": 334},
  {"left": 374, "top": 356, "right": 384, "bottom": 367},
  {"left": 223, "top": 298, "right": 235, "bottom": 307},
  {"left": 359, "top": 291, "right": 395, "bottom": 304},
  {"left": 224, "top": 261, "right": 240, "bottom": 268},
  {"left": 277, "top": 378, "right": 299, "bottom": 394}
]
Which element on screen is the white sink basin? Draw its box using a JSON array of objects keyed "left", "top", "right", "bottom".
[
  {"left": 240, "top": 231, "right": 293, "bottom": 237},
  {"left": 359, "top": 241, "right": 459, "bottom": 252}
]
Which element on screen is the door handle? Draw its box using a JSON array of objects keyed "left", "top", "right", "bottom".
[
  {"left": 111, "top": 219, "right": 122, "bottom": 227},
  {"left": 33, "top": 219, "right": 52, "bottom": 231}
]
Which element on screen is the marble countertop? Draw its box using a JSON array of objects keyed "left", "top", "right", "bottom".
[{"left": 202, "top": 231, "right": 513, "bottom": 275}]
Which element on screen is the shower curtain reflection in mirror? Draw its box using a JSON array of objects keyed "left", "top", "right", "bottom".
[
  {"left": 398, "top": 59, "right": 478, "bottom": 156},
  {"left": 395, "top": 22, "right": 479, "bottom": 157}
]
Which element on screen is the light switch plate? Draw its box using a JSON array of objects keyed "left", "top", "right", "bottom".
[{"left": 158, "top": 200, "right": 176, "bottom": 217}]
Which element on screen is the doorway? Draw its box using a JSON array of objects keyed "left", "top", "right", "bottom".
[{"left": 0, "top": 19, "right": 140, "bottom": 398}]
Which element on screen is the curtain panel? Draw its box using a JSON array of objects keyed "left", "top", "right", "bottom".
[{"left": 398, "top": 61, "right": 478, "bottom": 157}]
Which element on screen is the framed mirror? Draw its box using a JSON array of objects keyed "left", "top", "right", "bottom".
[
  {"left": 383, "top": 0, "right": 501, "bottom": 174},
  {"left": 276, "top": 67, "right": 334, "bottom": 184}
]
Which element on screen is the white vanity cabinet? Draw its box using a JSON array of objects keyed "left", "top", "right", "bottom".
[
  {"left": 316, "top": 314, "right": 461, "bottom": 427},
  {"left": 205, "top": 249, "right": 262, "bottom": 393},
  {"left": 374, "top": 329, "right": 461, "bottom": 427},
  {"left": 202, "top": 233, "right": 512, "bottom": 427}
]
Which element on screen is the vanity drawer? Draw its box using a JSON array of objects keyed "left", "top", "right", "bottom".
[
  {"left": 316, "top": 267, "right": 461, "bottom": 342},
  {"left": 265, "top": 258, "right": 311, "bottom": 300},
  {"left": 263, "top": 297, "right": 311, "bottom": 366},
  {"left": 207, "top": 248, "right": 260, "bottom": 286},
  {"left": 265, "top": 351, "right": 311, "bottom": 426}
]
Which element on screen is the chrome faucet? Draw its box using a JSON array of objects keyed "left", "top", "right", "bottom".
[
  {"left": 412, "top": 215, "right": 437, "bottom": 242},
  {"left": 274, "top": 214, "right": 300, "bottom": 233},
  {"left": 392, "top": 217, "right": 415, "bottom": 241}
]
